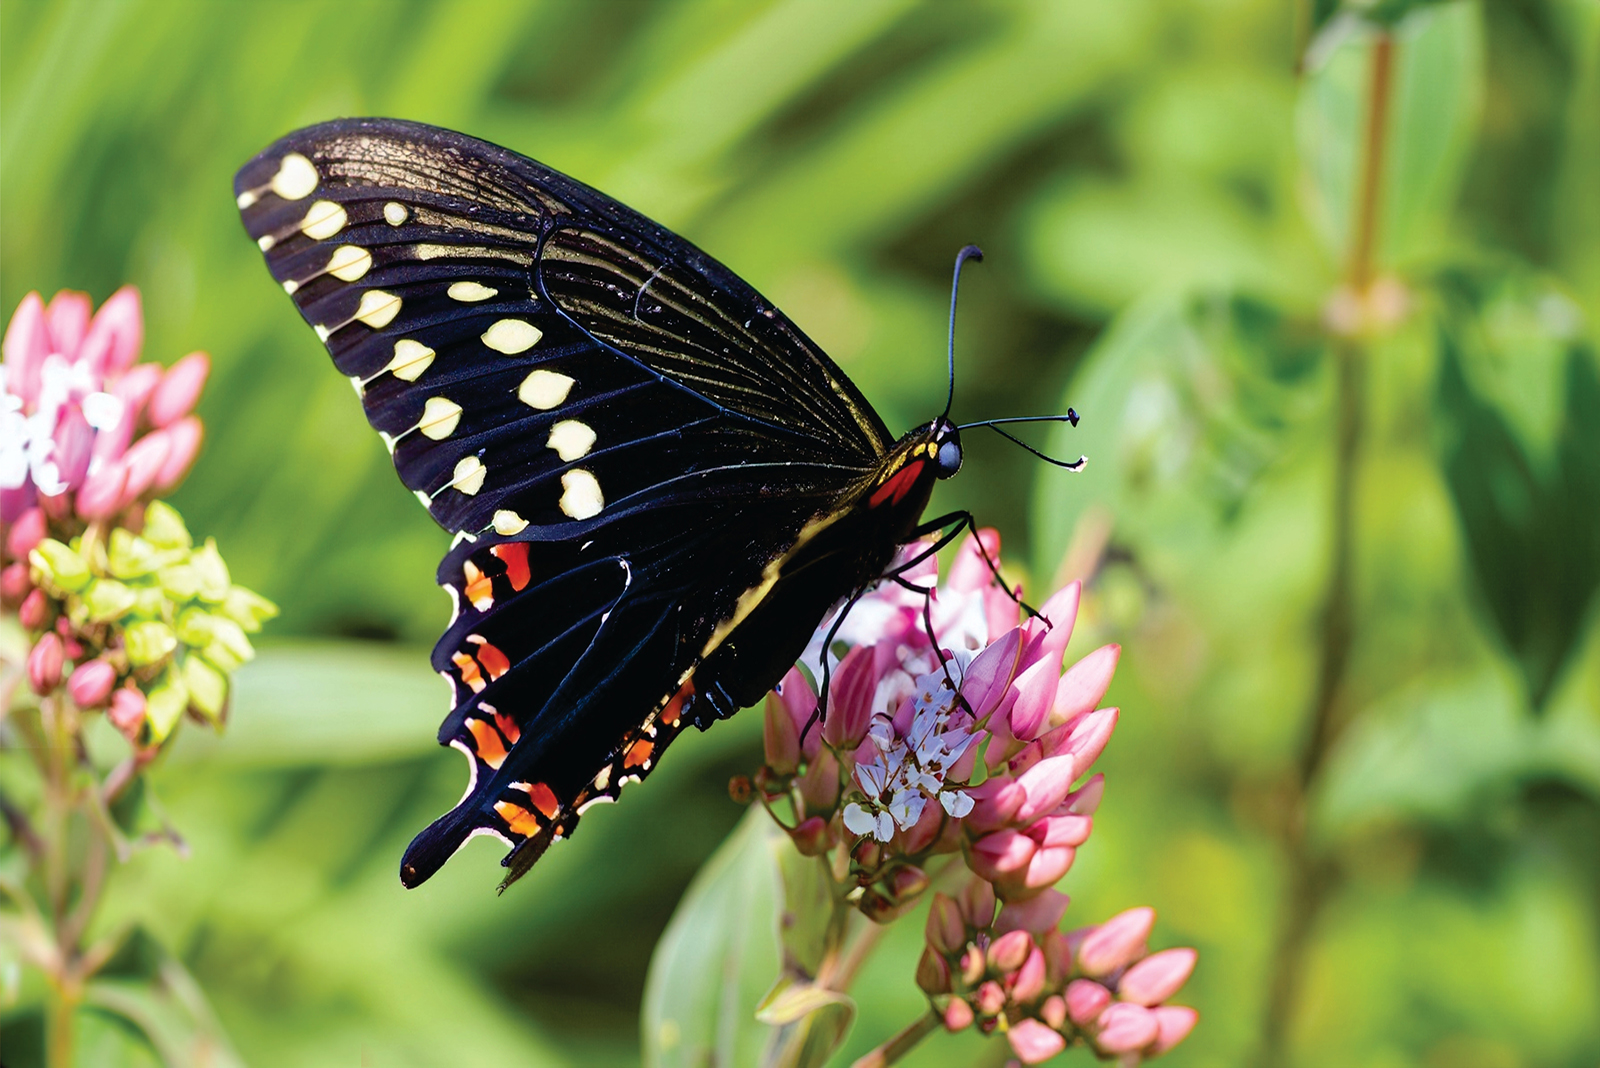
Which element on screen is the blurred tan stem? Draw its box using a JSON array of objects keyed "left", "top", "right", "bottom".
[
  {"left": 848, "top": 1011, "right": 940, "bottom": 1068},
  {"left": 1256, "top": 26, "right": 1393, "bottom": 1068}
]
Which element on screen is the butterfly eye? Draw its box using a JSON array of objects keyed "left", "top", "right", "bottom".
[{"left": 935, "top": 438, "right": 963, "bottom": 478}]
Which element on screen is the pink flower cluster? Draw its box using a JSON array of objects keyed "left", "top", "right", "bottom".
[
  {"left": 919, "top": 878, "right": 1197, "bottom": 1064},
  {"left": 1, "top": 287, "right": 208, "bottom": 553},
  {"left": 758, "top": 531, "right": 1121, "bottom": 916}
]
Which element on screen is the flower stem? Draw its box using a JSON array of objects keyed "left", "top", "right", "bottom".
[
  {"left": 1256, "top": 25, "right": 1392, "bottom": 1068},
  {"left": 849, "top": 1011, "right": 941, "bottom": 1068}
]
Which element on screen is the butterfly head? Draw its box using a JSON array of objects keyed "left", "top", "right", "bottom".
[{"left": 931, "top": 418, "right": 963, "bottom": 479}]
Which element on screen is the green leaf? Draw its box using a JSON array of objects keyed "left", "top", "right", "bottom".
[
  {"left": 643, "top": 805, "right": 784, "bottom": 1068},
  {"left": 1298, "top": 3, "right": 1483, "bottom": 269}
]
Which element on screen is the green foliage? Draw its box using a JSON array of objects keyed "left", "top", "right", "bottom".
[{"left": 4, "top": 0, "right": 1599, "bottom": 1066}]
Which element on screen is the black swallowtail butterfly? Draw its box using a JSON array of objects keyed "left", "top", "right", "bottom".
[{"left": 234, "top": 118, "right": 1074, "bottom": 889}]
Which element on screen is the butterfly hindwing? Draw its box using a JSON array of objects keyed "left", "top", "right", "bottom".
[{"left": 233, "top": 119, "right": 899, "bottom": 885}]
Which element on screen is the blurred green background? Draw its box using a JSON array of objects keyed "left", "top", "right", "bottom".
[{"left": 3, "top": 0, "right": 1599, "bottom": 1065}]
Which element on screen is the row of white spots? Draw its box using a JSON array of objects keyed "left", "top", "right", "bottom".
[
  {"left": 482, "top": 319, "right": 541, "bottom": 354},
  {"left": 448, "top": 281, "right": 497, "bottom": 302},
  {"left": 237, "top": 151, "right": 318, "bottom": 210}
]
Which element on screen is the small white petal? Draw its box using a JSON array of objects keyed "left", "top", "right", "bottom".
[
  {"left": 874, "top": 812, "right": 895, "bottom": 842},
  {"left": 80, "top": 392, "right": 123, "bottom": 431},
  {"left": 940, "top": 790, "right": 974, "bottom": 818},
  {"left": 842, "top": 803, "right": 877, "bottom": 837}
]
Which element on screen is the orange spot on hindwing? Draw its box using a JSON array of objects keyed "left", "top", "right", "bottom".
[
  {"left": 465, "top": 717, "right": 509, "bottom": 768},
  {"left": 511, "top": 780, "right": 560, "bottom": 820},
  {"left": 463, "top": 560, "right": 495, "bottom": 611},
  {"left": 494, "top": 709, "right": 521, "bottom": 745},
  {"left": 625, "top": 738, "right": 654, "bottom": 769},
  {"left": 659, "top": 678, "right": 695, "bottom": 727},
  {"left": 491, "top": 542, "right": 531, "bottom": 591},
  {"left": 467, "top": 635, "right": 511, "bottom": 680},
  {"left": 494, "top": 800, "right": 541, "bottom": 837},
  {"left": 452, "top": 651, "right": 485, "bottom": 692}
]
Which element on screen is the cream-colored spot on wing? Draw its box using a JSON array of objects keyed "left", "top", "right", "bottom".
[
  {"left": 301, "top": 200, "right": 347, "bottom": 240},
  {"left": 237, "top": 190, "right": 259, "bottom": 209},
  {"left": 257, "top": 234, "right": 276, "bottom": 251},
  {"left": 383, "top": 201, "right": 409, "bottom": 226},
  {"left": 327, "top": 245, "right": 372, "bottom": 282},
  {"left": 448, "top": 281, "right": 497, "bottom": 303},
  {"left": 313, "top": 323, "right": 329, "bottom": 341},
  {"left": 384, "top": 339, "right": 435, "bottom": 381},
  {"left": 349, "top": 376, "right": 365, "bottom": 397},
  {"left": 355, "top": 290, "right": 402, "bottom": 329},
  {"left": 559, "top": 469, "right": 603, "bottom": 520},
  {"left": 270, "top": 152, "right": 319, "bottom": 200},
  {"left": 450, "top": 455, "right": 487, "bottom": 496},
  {"left": 414, "top": 489, "right": 433, "bottom": 509},
  {"left": 547, "top": 420, "right": 595, "bottom": 461},
  {"left": 518, "top": 369, "right": 574, "bottom": 410},
  {"left": 482, "top": 318, "right": 542, "bottom": 355},
  {"left": 284, "top": 280, "right": 301, "bottom": 295},
  {"left": 419, "top": 397, "right": 463, "bottom": 440},
  {"left": 492, "top": 510, "right": 528, "bottom": 536}
]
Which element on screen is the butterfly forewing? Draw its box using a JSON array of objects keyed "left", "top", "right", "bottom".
[{"left": 234, "top": 118, "right": 907, "bottom": 887}]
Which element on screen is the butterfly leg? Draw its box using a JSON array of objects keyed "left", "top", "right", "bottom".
[
  {"left": 798, "top": 583, "right": 873, "bottom": 748},
  {"left": 894, "top": 510, "right": 1045, "bottom": 621}
]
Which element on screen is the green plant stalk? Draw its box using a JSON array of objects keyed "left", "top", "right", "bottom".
[
  {"left": 848, "top": 1011, "right": 942, "bottom": 1068},
  {"left": 1255, "top": 26, "right": 1393, "bottom": 1068}
]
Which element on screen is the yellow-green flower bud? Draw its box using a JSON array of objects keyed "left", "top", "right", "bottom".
[
  {"left": 222, "top": 586, "right": 279, "bottom": 633},
  {"left": 125, "top": 620, "right": 179, "bottom": 667},
  {"left": 175, "top": 607, "right": 215, "bottom": 647},
  {"left": 206, "top": 616, "right": 255, "bottom": 667},
  {"left": 182, "top": 655, "right": 228, "bottom": 722},
  {"left": 145, "top": 672, "right": 189, "bottom": 742},
  {"left": 190, "top": 539, "right": 231, "bottom": 603},
  {"left": 30, "top": 539, "right": 91, "bottom": 591},
  {"left": 159, "top": 563, "right": 202, "bottom": 601},
  {"left": 108, "top": 529, "right": 183, "bottom": 579},
  {"left": 142, "top": 501, "right": 193, "bottom": 550},
  {"left": 130, "top": 586, "right": 167, "bottom": 619},
  {"left": 83, "top": 578, "right": 139, "bottom": 622}
]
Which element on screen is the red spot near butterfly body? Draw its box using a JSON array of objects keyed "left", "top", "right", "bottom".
[{"left": 869, "top": 459, "right": 925, "bottom": 508}]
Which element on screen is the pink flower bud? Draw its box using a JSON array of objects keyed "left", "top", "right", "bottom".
[
  {"left": 973, "top": 980, "right": 1007, "bottom": 1016},
  {"left": 987, "top": 929, "right": 1033, "bottom": 974},
  {"left": 1063, "top": 707, "right": 1118, "bottom": 775},
  {"left": 6, "top": 507, "right": 46, "bottom": 561},
  {"left": 887, "top": 865, "right": 929, "bottom": 903},
  {"left": 774, "top": 667, "right": 820, "bottom": 761},
  {"left": 899, "top": 790, "right": 945, "bottom": 854},
  {"left": 1024, "top": 814, "right": 1092, "bottom": 848},
  {"left": 109, "top": 686, "right": 147, "bottom": 739},
  {"left": 1052, "top": 644, "right": 1119, "bottom": 727},
  {"left": 823, "top": 644, "right": 877, "bottom": 748},
  {"left": 1007, "top": 657, "right": 1057, "bottom": 742},
  {"left": 857, "top": 887, "right": 913, "bottom": 925},
  {"left": 995, "top": 888, "right": 1070, "bottom": 935},
  {"left": 114, "top": 431, "right": 172, "bottom": 508},
  {"left": 75, "top": 463, "right": 130, "bottom": 522},
  {"left": 148, "top": 351, "right": 209, "bottom": 427},
  {"left": 957, "top": 876, "right": 997, "bottom": 929},
  {"left": 19, "top": 588, "right": 50, "bottom": 629},
  {"left": 1006, "top": 1018, "right": 1065, "bottom": 1064},
  {"left": 1013, "top": 755, "right": 1077, "bottom": 824},
  {"left": 1148, "top": 1005, "right": 1199, "bottom": 1054},
  {"left": 67, "top": 658, "right": 117, "bottom": 708},
  {"left": 915, "top": 947, "right": 952, "bottom": 994},
  {"left": 788, "top": 815, "right": 832, "bottom": 857},
  {"left": 51, "top": 406, "right": 94, "bottom": 489},
  {"left": 1093, "top": 1002, "right": 1158, "bottom": 1054},
  {"left": 796, "top": 749, "right": 839, "bottom": 813},
  {"left": 948, "top": 528, "right": 1002, "bottom": 592},
  {"left": 1017, "top": 846, "right": 1075, "bottom": 895},
  {"left": 962, "top": 628, "right": 1023, "bottom": 722},
  {"left": 1064, "top": 774, "right": 1104, "bottom": 815},
  {"left": 764, "top": 689, "right": 801, "bottom": 774},
  {"left": 964, "top": 776, "right": 1026, "bottom": 833},
  {"left": 1042, "top": 929, "right": 1073, "bottom": 986},
  {"left": 1066, "top": 978, "right": 1112, "bottom": 1025},
  {"left": 2, "top": 562, "right": 32, "bottom": 604},
  {"left": 1008, "top": 946, "right": 1047, "bottom": 1003},
  {"left": 45, "top": 290, "right": 91, "bottom": 357},
  {"left": 1077, "top": 907, "right": 1154, "bottom": 977},
  {"left": 959, "top": 944, "right": 986, "bottom": 986},
  {"left": 1040, "top": 994, "right": 1067, "bottom": 1030},
  {"left": 1034, "top": 580, "right": 1080, "bottom": 673},
  {"left": 1118, "top": 947, "right": 1196, "bottom": 1006},
  {"left": 77, "top": 286, "right": 142, "bottom": 374},
  {"left": 967, "top": 830, "right": 1035, "bottom": 884},
  {"left": 3, "top": 292, "right": 50, "bottom": 403},
  {"left": 111, "top": 361, "right": 162, "bottom": 420},
  {"left": 927, "top": 893, "right": 966, "bottom": 955},
  {"left": 153, "top": 415, "right": 202, "bottom": 492},
  {"left": 943, "top": 997, "right": 974, "bottom": 1032},
  {"left": 28, "top": 632, "right": 64, "bottom": 694}
]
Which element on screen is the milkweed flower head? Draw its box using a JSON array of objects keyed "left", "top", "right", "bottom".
[
  {"left": 752, "top": 529, "right": 1197, "bottom": 1063},
  {"left": 2, "top": 288, "right": 274, "bottom": 746}
]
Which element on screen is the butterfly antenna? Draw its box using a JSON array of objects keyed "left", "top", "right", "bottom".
[
  {"left": 957, "top": 410, "right": 1088, "bottom": 469},
  {"left": 944, "top": 244, "right": 984, "bottom": 420}
]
